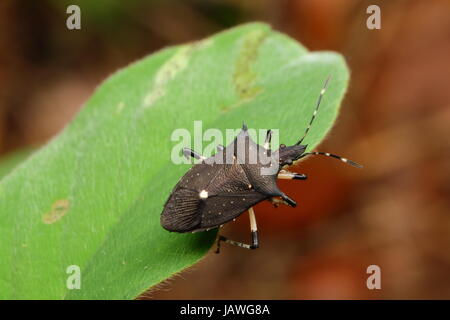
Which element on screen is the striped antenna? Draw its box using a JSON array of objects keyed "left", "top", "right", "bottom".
[
  {"left": 296, "top": 76, "right": 331, "bottom": 145},
  {"left": 300, "top": 152, "right": 363, "bottom": 168}
]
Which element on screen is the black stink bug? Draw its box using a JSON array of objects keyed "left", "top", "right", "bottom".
[{"left": 161, "top": 77, "right": 362, "bottom": 252}]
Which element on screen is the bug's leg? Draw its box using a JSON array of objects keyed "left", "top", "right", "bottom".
[
  {"left": 280, "top": 193, "right": 297, "bottom": 207},
  {"left": 182, "top": 147, "right": 206, "bottom": 161},
  {"left": 277, "top": 170, "right": 307, "bottom": 180},
  {"left": 269, "top": 197, "right": 285, "bottom": 207},
  {"left": 215, "top": 207, "right": 259, "bottom": 253},
  {"left": 264, "top": 129, "right": 272, "bottom": 149},
  {"left": 248, "top": 207, "right": 259, "bottom": 249},
  {"left": 270, "top": 197, "right": 295, "bottom": 207}
]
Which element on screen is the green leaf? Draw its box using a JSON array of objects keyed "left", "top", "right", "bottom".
[{"left": 0, "top": 23, "right": 349, "bottom": 299}]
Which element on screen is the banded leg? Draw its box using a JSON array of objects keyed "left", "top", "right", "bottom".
[
  {"left": 264, "top": 129, "right": 272, "bottom": 149},
  {"left": 182, "top": 147, "right": 206, "bottom": 162},
  {"left": 277, "top": 170, "right": 307, "bottom": 180},
  {"left": 215, "top": 207, "right": 259, "bottom": 253}
]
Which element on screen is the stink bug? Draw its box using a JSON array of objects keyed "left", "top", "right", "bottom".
[{"left": 160, "top": 77, "right": 362, "bottom": 252}]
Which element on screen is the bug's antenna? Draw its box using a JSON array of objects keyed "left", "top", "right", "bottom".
[
  {"left": 300, "top": 151, "right": 363, "bottom": 168},
  {"left": 296, "top": 76, "right": 331, "bottom": 145}
]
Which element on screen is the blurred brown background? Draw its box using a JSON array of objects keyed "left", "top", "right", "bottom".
[{"left": 1, "top": 0, "right": 449, "bottom": 299}]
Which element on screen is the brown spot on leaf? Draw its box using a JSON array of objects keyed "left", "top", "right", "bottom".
[
  {"left": 42, "top": 199, "right": 69, "bottom": 224},
  {"left": 232, "top": 29, "right": 268, "bottom": 100},
  {"left": 222, "top": 29, "right": 268, "bottom": 113}
]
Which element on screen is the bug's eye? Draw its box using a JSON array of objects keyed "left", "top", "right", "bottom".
[{"left": 280, "top": 144, "right": 286, "bottom": 149}]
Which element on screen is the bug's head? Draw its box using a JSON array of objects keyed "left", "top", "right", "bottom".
[{"left": 278, "top": 144, "right": 307, "bottom": 167}]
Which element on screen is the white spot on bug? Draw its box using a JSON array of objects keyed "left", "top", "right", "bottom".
[
  {"left": 321, "top": 88, "right": 326, "bottom": 95},
  {"left": 325, "top": 153, "right": 330, "bottom": 156},
  {"left": 341, "top": 158, "right": 348, "bottom": 163},
  {"left": 248, "top": 184, "right": 252, "bottom": 189},
  {"left": 199, "top": 190, "right": 208, "bottom": 199}
]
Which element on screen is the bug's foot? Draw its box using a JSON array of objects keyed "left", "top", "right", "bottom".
[
  {"left": 281, "top": 193, "right": 297, "bottom": 207},
  {"left": 270, "top": 197, "right": 285, "bottom": 207},
  {"left": 293, "top": 173, "right": 307, "bottom": 180}
]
